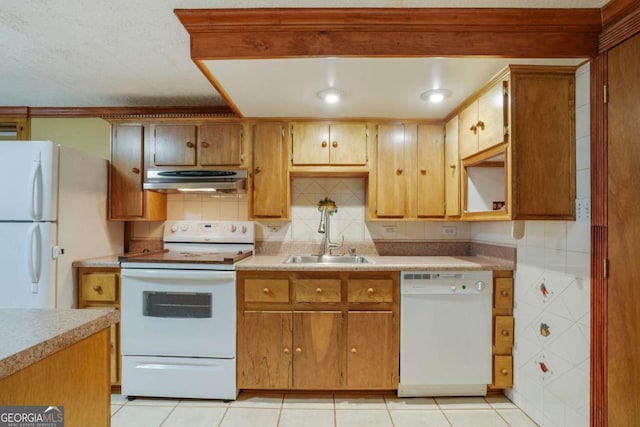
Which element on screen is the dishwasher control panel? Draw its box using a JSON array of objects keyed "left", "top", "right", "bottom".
[{"left": 401, "top": 271, "right": 492, "bottom": 295}]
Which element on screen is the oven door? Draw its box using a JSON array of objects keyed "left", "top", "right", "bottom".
[{"left": 121, "top": 268, "right": 235, "bottom": 358}]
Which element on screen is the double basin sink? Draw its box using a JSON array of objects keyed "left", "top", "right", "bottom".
[{"left": 283, "top": 254, "right": 374, "bottom": 265}]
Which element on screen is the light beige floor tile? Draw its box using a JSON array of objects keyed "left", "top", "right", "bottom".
[
  {"left": 444, "top": 409, "right": 509, "bottom": 427},
  {"left": 111, "top": 405, "right": 123, "bottom": 416},
  {"left": 160, "top": 406, "right": 227, "bottom": 427},
  {"left": 335, "top": 409, "right": 393, "bottom": 427},
  {"left": 126, "top": 397, "right": 180, "bottom": 407},
  {"left": 219, "top": 408, "right": 280, "bottom": 427},
  {"left": 231, "top": 391, "right": 284, "bottom": 408},
  {"left": 177, "top": 399, "right": 230, "bottom": 408},
  {"left": 334, "top": 394, "right": 386, "bottom": 409},
  {"left": 497, "top": 409, "right": 540, "bottom": 427},
  {"left": 390, "top": 410, "right": 451, "bottom": 427},
  {"left": 283, "top": 393, "right": 335, "bottom": 409},
  {"left": 111, "top": 394, "right": 129, "bottom": 405},
  {"left": 485, "top": 394, "right": 518, "bottom": 409},
  {"left": 111, "top": 405, "right": 173, "bottom": 427},
  {"left": 385, "top": 396, "right": 439, "bottom": 410},
  {"left": 435, "top": 396, "right": 492, "bottom": 410},
  {"left": 278, "top": 409, "right": 336, "bottom": 427}
]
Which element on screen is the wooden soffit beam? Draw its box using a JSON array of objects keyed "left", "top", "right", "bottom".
[{"left": 175, "top": 8, "right": 602, "bottom": 59}]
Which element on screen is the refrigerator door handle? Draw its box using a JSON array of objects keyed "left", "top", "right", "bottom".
[
  {"left": 31, "top": 160, "right": 43, "bottom": 220},
  {"left": 29, "top": 224, "right": 42, "bottom": 289}
]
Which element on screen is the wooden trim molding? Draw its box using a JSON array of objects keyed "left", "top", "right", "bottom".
[
  {"left": 175, "top": 8, "right": 602, "bottom": 59},
  {"left": 27, "top": 106, "right": 236, "bottom": 119},
  {"left": 0, "top": 107, "right": 29, "bottom": 117},
  {"left": 602, "top": 0, "right": 640, "bottom": 27},
  {"left": 599, "top": 1, "right": 640, "bottom": 51}
]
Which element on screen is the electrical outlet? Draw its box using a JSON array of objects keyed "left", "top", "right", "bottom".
[
  {"left": 576, "top": 198, "right": 590, "bottom": 222},
  {"left": 442, "top": 225, "right": 457, "bottom": 237}
]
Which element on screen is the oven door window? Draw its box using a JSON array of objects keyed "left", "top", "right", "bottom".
[{"left": 143, "top": 292, "right": 212, "bottom": 318}]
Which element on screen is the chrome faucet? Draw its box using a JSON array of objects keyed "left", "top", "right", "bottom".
[{"left": 317, "top": 199, "right": 343, "bottom": 256}]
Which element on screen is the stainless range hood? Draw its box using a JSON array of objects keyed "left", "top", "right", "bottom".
[{"left": 144, "top": 169, "right": 247, "bottom": 193}]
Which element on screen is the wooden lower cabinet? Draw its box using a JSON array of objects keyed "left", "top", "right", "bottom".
[
  {"left": 491, "top": 271, "right": 514, "bottom": 389},
  {"left": 237, "top": 271, "right": 399, "bottom": 391}
]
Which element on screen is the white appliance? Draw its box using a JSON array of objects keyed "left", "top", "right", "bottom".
[
  {"left": 120, "top": 220, "right": 254, "bottom": 401},
  {"left": 0, "top": 141, "right": 123, "bottom": 309},
  {"left": 398, "top": 271, "right": 493, "bottom": 397}
]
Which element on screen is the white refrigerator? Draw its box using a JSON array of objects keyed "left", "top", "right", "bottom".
[{"left": 0, "top": 141, "right": 123, "bottom": 309}]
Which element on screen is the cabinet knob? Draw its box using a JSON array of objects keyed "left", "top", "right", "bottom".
[
  {"left": 501, "top": 330, "right": 510, "bottom": 337},
  {"left": 332, "top": 141, "right": 338, "bottom": 148},
  {"left": 501, "top": 369, "right": 510, "bottom": 375},
  {"left": 470, "top": 124, "right": 478, "bottom": 134},
  {"left": 420, "top": 168, "right": 427, "bottom": 175},
  {"left": 201, "top": 141, "right": 210, "bottom": 148},
  {"left": 186, "top": 141, "right": 194, "bottom": 148},
  {"left": 351, "top": 347, "right": 357, "bottom": 353},
  {"left": 396, "top": 168, "right": 403, "bottom": 175},
  {"left": 131, "top": 167, "right": 140, "bottom": 174},
  {"left": 476, "top": 120, "right": 485, "bottom": 131},
  {"left": 283, "top": 348, "right": 290, "bottom": 354},
  {"left": 501, "top": 290, "right": 510, "bottom": 297},
  {"left": 367, "top": 287, "right": 374, "bottom": 294},
  {"left": 449, "top": 164, "right": 457, "bottom": 169},
  {"left": 93, "top": 285, "right": 102, "bottom": 294},
  {"left": 263, "top": 288, "right": 270, "bottom": 294},
  {"left": 255, "top": 166, "right": 262, "bottom": 174},
  {"left": 321, "top": 141, "right": 328, "bottom": 148},
  {"left": 315, "top": 288, "right": 323, "bottom": 294},
  {"left": 295, "top": 347, "right": 302, "bottom": 354}
]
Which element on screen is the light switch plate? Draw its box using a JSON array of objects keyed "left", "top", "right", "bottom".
[{"left": 576, "top": 198, "right": 590, "bottom": 222}]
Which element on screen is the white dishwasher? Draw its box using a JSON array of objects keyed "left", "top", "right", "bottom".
[{"left": 398, "top": 271, "right": 493, "bottom": 397}]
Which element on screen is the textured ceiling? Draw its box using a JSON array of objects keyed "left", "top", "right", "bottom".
[{"left": 0, "top": 0, "right": 607, "bottom": 115}]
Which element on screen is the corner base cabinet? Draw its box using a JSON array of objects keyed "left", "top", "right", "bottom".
[{"left": 237, "top": 271, "right": 399, "bottom": 390}]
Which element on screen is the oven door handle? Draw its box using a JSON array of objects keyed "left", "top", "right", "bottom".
[{"left": 121, "top": 269, "right": 234, "bottom": 282}]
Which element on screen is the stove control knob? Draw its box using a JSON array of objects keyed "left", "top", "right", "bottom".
[
  {"left": 180, "top": 224, "right": 189, "bottom": 232},
  {"left": 240, "top": 225, "right": 247, "bottom": 233},
  {"left": 475, "top": 281, "right": 487, "bottom": 292},
  {"left": 170, "top": 225, "right": 178, "bottom": 232},
  {"left": 229, "top": 224, "right": 237, "bottom": 232}
]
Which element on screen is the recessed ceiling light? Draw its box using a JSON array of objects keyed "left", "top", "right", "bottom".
[
  {"left": 420, "top": 89, "right": 452, "bottom": 104},
  {"left": 317, "top": 88, "right": 344, "bottom": 104}
]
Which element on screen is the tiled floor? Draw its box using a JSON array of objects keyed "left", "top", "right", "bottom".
[{"left": 111, "top": 392, "right": 539, "bottom": 427}]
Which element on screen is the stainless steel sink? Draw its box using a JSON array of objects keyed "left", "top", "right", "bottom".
[{"left": 283, "top": 254, "right": 374, "bottom": 265}]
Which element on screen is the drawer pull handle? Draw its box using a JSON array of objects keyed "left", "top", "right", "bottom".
[
  {"left": 367, "top": 288, "right": 374, "bottom": 294},
  {"left": 476, "top": 120, "right": 485, "bottom": 131},
  {"left": 332, "top": 141, "right": 338, "bottom": 148},
  {"left": 501, "top": 369, "right": 510, "bottom": 376},
  {"left": 449, "top": 164, "right": 457, "bottom": 169},
  {"left": 186, "top": 141, "right": 194, "bottom": 148},
  {"left": 501, "top": 290, "right": 510, "bottom": 297},
  {"left": 131, "top": 167, "right": 140, "bottom": 174},
  {"left": 501, "top": 330, "right": 510, "bottom": 336},
  {"left": 420, "top": 168, "right": 427, "bottom": 175},
  {"left": 254, "top": 166, "right": 262, "bottom": 174},
  {"left": 263, "top": 288, "right": 270, "bottom": 294},
  {"left": 315, "top": 288, "right": 323, "bottom": 293},
  {"left": 283, "top": 348, "right": 290, "bottom": 354},
  {"left": 93, "top": 285, "right": 102, "bottom": 294},
  {"left": 321, "top": 141, "right": 328, "bottom": 148},
  {"left": 351, "top": 347, "right": 357, "bottom": 353},
  {"left": 201, "top": 141, "right": 210, "bottom": 148},
  {"left": 295, "top": 347, "right": 302, "bottom": 354},
  {"left": 396, "top": 168, "right": 403, "bottom": 175}
]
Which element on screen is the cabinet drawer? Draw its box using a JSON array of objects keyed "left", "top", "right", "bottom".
[
  {"left": 80, "top": 273, "right": 118, "bottom": 303},
  {"left": 348, "top": 279, "right": 393, "bottom": 303},
  {"left": 493, "top": 355, "right": 513, "bottom": 388},
  {"left": 494, "top": 278, "right": 514, "bottom": 309},
  {"left": 245, "top": 279, "right": 289, "bottom": 303},
  {"left": 295, "top": 279, "right": 341, "bottom": 303},
  {"left": 494, "top": 316, "right": 514, "bottom": 349}
]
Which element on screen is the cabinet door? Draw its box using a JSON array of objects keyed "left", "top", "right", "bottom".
[
  {"left": 153, "top": 125, "right": 197, "bottom": 166},
  {"left": 240, "top": 311, "right": 292, "bottom": 389},
  {"left": 458, "top": 101, "right": 479, "bottom": 159},
  {"left": 477, "top": 81, "right": 508, "bottom": 152},
  {"left": 445, "top": 116, "right": 460, "bottom": 216},
  {"left": 328, "top": 123, "right": 367, "bottom": 165},
  {"left": 291, "top": 123, "right": 330, "bottom": 165},
  {"left": 376, "top": 124, "right": 406, "bottom": 217},
  {"left": 198, "top": 123, "right": 242, "bottom": 166},
  {"left": 416, "top": 124, "right": 445, "bottom": 217},
  {"left": 347, "top": 311, "right": 396, "bottom": 388},
  {"left": 292, "top": 311, "right": 342, "bottom": 389},
  {"left": 109, "top": 125, "right": 144, "bottom": 218},
  {"left": 252, "top": 123, "right": 285, "bottom": 218}
]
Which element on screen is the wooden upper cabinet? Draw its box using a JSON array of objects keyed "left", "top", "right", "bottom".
[
  {"left": 109, "top": 124, "right": 166, "bottom": 221},
  {"left": 416, "top": 124, "right": 445, "bottom": 218},
  {"left": 445, "top": 116, "right": 460, "bottom": 217},
  {"left": 198, "top": 123, "right": 243, "bottom": 166},
  {"left": 459, "top": 80, "right": 508, "bottom": 159},
  {"left": 375, "top": 124, "right": 407, "bottom": 218},
  {"left": 291, "top": 122, "right": 367, "bottom": 166},
  {"left": 153, "top": 124, "right": 197, "bottom": 166},
  {"left": 251, "top": 122, "right": 288, "bottom": 219}
]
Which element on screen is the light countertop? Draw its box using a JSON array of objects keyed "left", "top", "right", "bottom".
[{"left": 0, "top": 308, "right": 120, "bottom": 380}]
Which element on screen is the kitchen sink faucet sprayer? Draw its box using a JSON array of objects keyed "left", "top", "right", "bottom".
[{"left": 317, "top": 197, "right": 343, "bottom": 256}]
